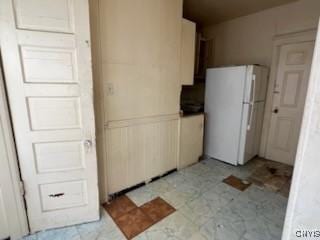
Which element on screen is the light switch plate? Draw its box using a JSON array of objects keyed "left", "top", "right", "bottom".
[{"left": 107, "top": 83, "right": 114, "bottom": 96}]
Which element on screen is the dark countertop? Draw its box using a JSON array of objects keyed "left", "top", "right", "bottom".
[{"left": 180, "top": 111, "right": 204, "bottom": 118}]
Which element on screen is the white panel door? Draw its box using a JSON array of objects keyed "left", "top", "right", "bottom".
[
  {"left": 0, "top": 61, "right": 28, "bottom": 240},
  {"left": 0, "top": 0, "right": 99, "bottom": 232},
  {"left": 266, "top": 42, "right": 314, "bottom": 165}
]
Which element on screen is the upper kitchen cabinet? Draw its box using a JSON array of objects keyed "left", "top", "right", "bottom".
[
  {"left": 180, "top": 18, "right": 196, "bottom": 86},
  {"left": 99, "top": 0, "right": 183, "bottom": 121}
]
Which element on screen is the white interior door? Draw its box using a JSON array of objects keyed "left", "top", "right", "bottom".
[
  {"left": 266, "top": 41, "right": 315, "bottom": 165},
  {"left": 0, "top": 60, "right": 28, "bottom": 240},
  {"left": 0, "top": 0, "right": 99, "bottom": 232}
]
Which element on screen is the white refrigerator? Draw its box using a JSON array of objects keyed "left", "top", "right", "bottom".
[{"left": 204, "top": 65, "right": 268, "bottom": 165}]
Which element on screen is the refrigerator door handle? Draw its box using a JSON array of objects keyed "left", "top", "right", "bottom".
[
  {"left": 250, "top": 74, "right": 257, "bottom": 103},
  {"left": 247, "top": 74, "right": 256, "bottom": 131},
  {"left": 247, "top": 103, "right": 254, "bottom": 130}
]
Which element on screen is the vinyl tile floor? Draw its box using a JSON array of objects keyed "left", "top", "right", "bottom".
[{"left": 22, "top": 158, "right": 289, "bottom": 240}]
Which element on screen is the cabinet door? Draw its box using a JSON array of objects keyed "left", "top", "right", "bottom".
[
  {"left": 180, "top": 19, "right": 196, "bottom": 85},
  {"left": 179, "top": 115, "right": 204, "bottom": 169},
  {"left": 0, "top": 0, "right": 99, "bottom": 232}
]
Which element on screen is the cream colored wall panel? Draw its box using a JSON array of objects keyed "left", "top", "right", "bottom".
[
  {"left": 91, "top": 0, "right": 183, "bottom": 196},
  {"left": 179, "top": 115, "right": 204, "bottom": 169},
  {"left": 40, "top": 180, "right": 87, "bottom": 212},
  {"left": 144, "top": 120, "right": 179, "bottom": 180},
  {"left": 106, "top": 127, "right": 128, "bottom": 194},
  {"left": 100, "top": 0, "right": 182, "bottom": 121},
  {"left": 163, "top": 120, "right": 179, "bottom": 173},
  {"left": 106, "top": 118, "right": 179, "bottom": 194},
  {"left": 103, "top": 64, "right": 147, "bottom": 121},
  {"left": 100, "top": 0, "right": 140, "bottom": 65},
  {"left": 104, "top": 65, "right": 180, "bottom": 121},
  {"left": 34, "top": 141, "right": 85, "bottom": 173},
  {"left": 27, "top": 97, "right": 81, "bottom": 131},
  {"left": 202, "top": 0, "right": 319, "bottom": 67},
  {"left": 181, "top": 19, "right": 196, "bottom": 86},
  {"left": 127, "top": 125, "right": 146, "bottom": 187},
  {"left": 20, "top": 46, "right": 77, "bottom": 83},
  {"left": 14, "top": 0, "right": 74, "bottom": 33}
]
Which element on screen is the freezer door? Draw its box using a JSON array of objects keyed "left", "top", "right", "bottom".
[
  {"left": 204, "top": 66, "right": 247, "bottom": 165},
  {"left": 243, "top": 66, "right": 269, "bottom": 103}
]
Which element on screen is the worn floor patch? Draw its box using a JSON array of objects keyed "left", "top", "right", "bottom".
[
  {"left": 223, "top": 175, "right": 252, "bottom": 191},
  {"left": 248, "top": 159, "right": 293, "bottom": 197}
]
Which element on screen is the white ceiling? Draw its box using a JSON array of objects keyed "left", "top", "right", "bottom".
[{"left": 183, "top": 0, "right": 298, "bottom": 26}]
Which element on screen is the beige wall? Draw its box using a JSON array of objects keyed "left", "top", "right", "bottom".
[{"left": 202, "top": 0, "right": 320, "bottom": 67}]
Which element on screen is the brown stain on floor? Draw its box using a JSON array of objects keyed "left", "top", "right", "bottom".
[
  {"left": 222, "top": 158, "right": 293, "bottom": 196},
  {"left": 103, "top": 196, "right": 175, "bottom": 239},
  {"left": 248, "top": 158, "right": 293, "bottom": 197},
  {"left": 223, "top": 175, "right": 252, "bottom": 191}
]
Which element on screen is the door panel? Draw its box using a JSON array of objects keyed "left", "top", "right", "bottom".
[
  {"left": 280, "top": 71, "right": 303, "bottom": 107},
  {"left": 266, "top": 42, "right": 314, "bottom": 165},
  {"left": 39, "top": 180, "right": 88, "bottom": 212},
  {"left": 14, "top": 0, "right": 75, "bottom": 33},
  {"left": 34, "top": 141, "right": 85, "bottom": 173},
  {"left": 20, "top": 46, "right": 77, "bottom": 83},
  {"left": 27, "top": 97, "right": 81, "bottom": 130},
  {"left": 1, "top": 0, "right": 99, "bottom": 232}
]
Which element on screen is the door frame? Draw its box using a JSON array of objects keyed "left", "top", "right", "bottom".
[
  {"left": 259, "top": 29, "right": 317, "bottom": 159},
  {"left": 0, "top": 57, "right": 29, "bottom": 239}
]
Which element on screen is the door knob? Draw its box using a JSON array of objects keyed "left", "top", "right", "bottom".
[
  {"left": 84, "top": 139, "right": 93, "bottom": 148},
  {"left": 273, "top": 108, "right": 279, "bottom": 114}
]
